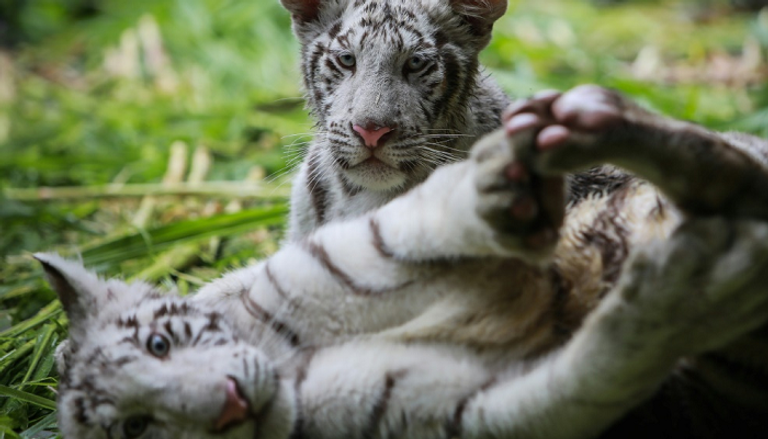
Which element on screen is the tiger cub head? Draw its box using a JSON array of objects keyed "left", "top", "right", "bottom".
[
  {"left": 37, "top": 254, "right": 296, "bottom": 439},
  {"left": 282, "top": 0, "right": 508, "bottom": 192}
]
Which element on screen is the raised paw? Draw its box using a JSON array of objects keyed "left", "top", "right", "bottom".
[
  {"left": 470, "top": 130, "right": 565, "bottom": 260},
  {"left": 503, "top": 85, "right": 651, "bottom": 175},
  {"left": 598, "top": 217, "right": 768, "bottom": 359}
]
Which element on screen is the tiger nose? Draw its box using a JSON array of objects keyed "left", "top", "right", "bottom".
[
  {"left": 214, "top": 378, "right": 250, "bottom": 431},
  {"left": 352, "top": 123, "right": 393, "bottom": 149}
]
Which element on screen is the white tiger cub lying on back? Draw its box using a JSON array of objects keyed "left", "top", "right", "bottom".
[{"left": 41, "top": 86, "right": 768, "bottom": 439}]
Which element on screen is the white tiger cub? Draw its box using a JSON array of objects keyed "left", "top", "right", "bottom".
[
  {"left": 41, "top": 86, "right": 768, "bottom": 438},
  {"left": 283, "top": 0, "right": 510, "bottom": 239}
]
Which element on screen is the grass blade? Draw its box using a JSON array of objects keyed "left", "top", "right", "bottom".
[
  {"left": 80, "top": 204, "right": 288, "bottom": 266},
  {"left": 0, "top": 303, "right": 63, "bottom": 339},
  {"left": 20, "top": 411, "right": 58, "bottom": 438},
  {"left": 21, "top": 326, "right": 56, "bottom": 386},
  {"left": 0, "top": 386, "right": 56, "bottom": 411}
]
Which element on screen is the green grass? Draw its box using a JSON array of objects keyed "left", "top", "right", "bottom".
[{"left": 1, "top": 0, "right": 766, "bottom": 435}]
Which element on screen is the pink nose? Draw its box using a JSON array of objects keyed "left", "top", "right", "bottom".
[
  {"left": 214, "top": 378, "right": 250, "bottom": 431},
  {"left": 353, "top": 124, "right": 393, "bottom": 148}
]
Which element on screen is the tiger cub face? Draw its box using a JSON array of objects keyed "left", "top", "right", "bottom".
[
  {"left": 38, "top": 254, "right": 295, "bottom": 439},
  {"left": 282, "top": 0, "right": 508, "bottom": 192}
]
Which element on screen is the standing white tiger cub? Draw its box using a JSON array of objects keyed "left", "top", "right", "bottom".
[
  {"left": 284, "top": 0, "right": 510, "bottom": 239},
  {"left": 42, "top": 85, "right": 768, "bottom": 438}
]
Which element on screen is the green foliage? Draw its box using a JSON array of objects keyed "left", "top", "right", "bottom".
[{"left": 0, "top": 0, "right": 765, "bottom": 435}]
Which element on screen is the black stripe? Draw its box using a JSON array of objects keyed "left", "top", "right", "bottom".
[
  {"left": 446, "top": 377, "right": 497, "bottom": 437},
  {"left": 363, "top": 371, "right": 404, "bottom": 439},
  {"left": 288, "top": 350, "right": 316, "bottom": 439},
  {"left": 577, "top": 184, "right": 632, "bottom": 288},
  {"left": 324, "top": 58, "right": 342, "bottom": 76},
  {"left": 191, "top": 325, "right": 206, "bottom": 346},
  {"left": 548, "top": 264, "right": 578, "bottom": 341},
  {"left": 74, "top": 397, "right": 88, "bottom": 424},
  {"left": 265, "top": 262, "right": 291, "bottom": 302},
  {"left": 359, "top": 29, "right": 370, "bottom": 46},
  {"left": 418, "top": 62, "right": 439, "bottom": 80},
  {"left": 152, "top": 302, "right": 191, "bottom": 319},
  {"left": 305, "top": 151, "right": 329, "bottom": 225},
  {"left": 566, "top": 165, "right": 633, "bottom": 204},
  {"left": 327, "top": 20, "right": 342, "bottom": 39},
  {"left": 336, "top": 30, "right": 352, "bottom": 49},
  {"left": 306, "top": 240, "right": 375, "bottom": 296},
  {"left": 164, "top": 320, "right": 179, "bottom": 344},
  {"left": 305, "top": 43, "right": 327, "bottom": 109},
  {"left": 339, "top": 175, "right": 361, "bottom": 197},
  {"left": 203, "top": 312, "right": 222, "bottom": 332},
  {"left": 369, "top": 216, "right": 395, "bottom": 259},
  {"left": 305, "top": 240, "right": 413, "bottom": 296},
  {"left": 431, "top": 50, "right": 464, "bottom": 122},
  {"left": 239, "top": 287, "right": 300, "bottom": 347}
]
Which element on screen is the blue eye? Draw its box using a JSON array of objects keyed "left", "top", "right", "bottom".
[
  {"left": 123, "top": 416, "right": 150, "bottom": 438},
  {"left": 337, "top": 53, "right": 356, "bottom": 68},
  {"left": 146, "top": 333, "right": 170, "bottom": 358},
  {"left": 407, "top": 55, "right": 427, "bottom": 72}
]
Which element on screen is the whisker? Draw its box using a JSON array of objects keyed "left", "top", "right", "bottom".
[
  {"left": 423, "top": 133, "right": 474, "bottom": 138},
  {"left": 420, "top": 128, "right": 464, "bottom": 133},
  {"left": 281, "top": 131, "right": 325, "bottom": 140},
  {"left": 422, "top": 142, "right": 470, "bottom": 155},
  {"left": 264, "top": 166, "right": 299, "bottom": 185}
]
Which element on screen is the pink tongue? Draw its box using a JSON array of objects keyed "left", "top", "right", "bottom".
[{"left": 215, "top": 378, "right": 250, "bottom": 431}]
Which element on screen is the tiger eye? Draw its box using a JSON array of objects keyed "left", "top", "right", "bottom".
[
  {"left": 123, "top": 416, "right": 150, "bottom": 438},
  {"left": 337, "top": 53, "right": 356, "bottom": 68},
  {"left": 407, "top": 55, "right": 427, "bottom": 72},
  {"left": 146, "top": 333, "right": 170, "bottom": 358}
]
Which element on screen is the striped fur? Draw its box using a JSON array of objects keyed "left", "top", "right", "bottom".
[
  {"left": 42, "top": 86, "right": 768, "bottom": 438},
  {"left": 284, "top": 0, "right": 510, "bottom": 239}
]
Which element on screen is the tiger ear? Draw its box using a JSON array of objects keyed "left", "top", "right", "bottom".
[
  {"left": 34, "top": 253, "right": 102, "bottom": 335},
  {"left": 451, "top": 0, "right": 508, "bottom": 37},
  {"left": 280, "top": 0, "right": 323, "bottom": 23}
]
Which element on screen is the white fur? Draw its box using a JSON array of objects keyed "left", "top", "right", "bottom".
[{"left": 46, "top": 108, "right": 768, "bottom": 437}]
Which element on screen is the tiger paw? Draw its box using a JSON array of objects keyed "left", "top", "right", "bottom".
[
  {"left": 503, "top": 85, "right": 645, "bottom": 175},
  {"left": 470, "top": 129, "right": 565, "bottom": 260},
  {"left": 598, "top": 217, "right": 768, "bottom": 358}
]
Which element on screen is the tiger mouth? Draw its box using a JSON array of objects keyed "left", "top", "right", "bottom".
[
  {"left": 211, "top": 377, "right": 252, "bottom": 434},
  {"left": 362, "top": 156, "right": 387, "bottom": 166},
  {"left": 348, "top": 151, "right": 398, "bottom": 169},
  {"left": 349, "top": 157, "right": 405, "bottom": 177}
]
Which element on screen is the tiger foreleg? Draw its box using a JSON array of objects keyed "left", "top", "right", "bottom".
[
  {"left": 371, "top": 128, "right": 568, "bottom": 262},
  {"left": 504, "top": 85, "right": 768, "bottom": 219}
]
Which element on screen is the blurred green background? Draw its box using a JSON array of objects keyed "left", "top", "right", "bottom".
[{"left": 0, "top": 0, "right": 766, "bottom": 436}]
